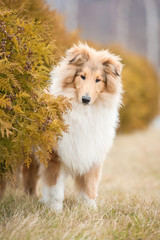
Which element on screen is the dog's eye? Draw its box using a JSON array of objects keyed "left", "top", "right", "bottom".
[
  {"left": 95, "top": 79, "right": 101, "bottom": 83},
  {"left": 81, "top": 75, "right": 86, "bottom": 80}
]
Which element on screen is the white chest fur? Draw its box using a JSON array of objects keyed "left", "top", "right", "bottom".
[{"left": 57, "top": 103, "right": 118, "bottom": 175}]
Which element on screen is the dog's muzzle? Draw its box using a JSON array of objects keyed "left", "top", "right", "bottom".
[{"left": 82, "top": 96, "right": 91, "bottom": 104}]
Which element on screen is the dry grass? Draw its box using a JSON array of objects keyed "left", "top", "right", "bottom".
[{"left": 0, "top": 126, "right": 160, "bottom": 240}]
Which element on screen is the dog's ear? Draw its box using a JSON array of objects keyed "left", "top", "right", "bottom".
[
  {"left": 67, "top": 45, "right": 89, "bottom": 66},
  {"left": 103, "top": 58, "right": 122, "bottom": 77},
  {"left": 103, "top": 55, "right": 122, "bottom": 94}
]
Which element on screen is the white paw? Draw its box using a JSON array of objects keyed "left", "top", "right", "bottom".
[
  {"left": 79, "top": 192, "right": 97, "bottom": 210},
  {"left": 50, "top": 200, "right": 63, "bottom": 213},
  {"left": 39, "top": 197, "right": 63, "bottom": 212},
  {"left": 39, "top": 197, "right": 49, "bottom": 204},
  {"left": 86, "top": 199, "right": 97, "bottom": 210}
]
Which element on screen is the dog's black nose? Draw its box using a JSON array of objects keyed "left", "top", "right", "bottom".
[{"left": 82, "top": 96, "right": 91, "bottom": 104}]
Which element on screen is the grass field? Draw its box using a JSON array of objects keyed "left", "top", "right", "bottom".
[{"left": 0, "top": 126, "right": 160, "bottom": 240}]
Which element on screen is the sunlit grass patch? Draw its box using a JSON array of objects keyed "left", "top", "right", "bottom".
[{"left": 0, "top": 127, "right": 160, "bottom": 240}]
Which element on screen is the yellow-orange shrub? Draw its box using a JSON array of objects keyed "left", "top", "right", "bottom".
[{"left": 110, "top": 47, "right": 159, "bottom": 132}]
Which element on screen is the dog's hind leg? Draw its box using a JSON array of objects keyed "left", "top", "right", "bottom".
[
  {"left": 22, "top": 153, "right": 39, "bottom": 195},
  {"left": 40, "top": 151, "right": 66, "bottom": 212},
  {"left": 75, "top": 164, "right": 102, "bottom": 209}
]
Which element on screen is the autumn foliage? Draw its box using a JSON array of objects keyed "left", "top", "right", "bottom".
[
  {"left": 114, "top": 47, "right": 159, "bottom": 132},
  {"left": 0, "top": 0, "right": 159, "bottom": 180},
  {"left": 0, "top": 1, "right": 71, "bottom": 179}
]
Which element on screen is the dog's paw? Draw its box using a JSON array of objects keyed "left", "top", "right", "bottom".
[
  {"left": 78, "top": 192, "right": 97, "bottom": 210},
  {"left": 39, "top": 197, "right": 49, "bottom": 205},
  {"left": 39, "top": 197, "right": 63, "bottom": 213},
  {"left": 85, "top": 198, "right": 97, "bottom": 210},
  {"left": 50, "top": 200, "right": 63, "bottom": 213}
]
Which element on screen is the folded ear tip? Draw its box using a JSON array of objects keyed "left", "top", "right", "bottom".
[
  {"left": 69, "top": 58, "right": 75, "bottom": 64},
  {"left": 116, "top": 71, "right": 120, "bottom": 77},
  {"left": 103, "top": 60, "right": 122, "bottom": 77},
  {"left": 67, "top": 45, "right": 90, "bottom": 66},
  {"left": 117, "top": 61, "right": 123, "bottom": 76}
]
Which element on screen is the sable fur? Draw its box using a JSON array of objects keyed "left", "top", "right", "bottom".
[
  {"left": 75, "top": 163, "right": 101, "bottom": 199},
  {"left": 40, "top": 150, "right": 61, "bottom": 186}
]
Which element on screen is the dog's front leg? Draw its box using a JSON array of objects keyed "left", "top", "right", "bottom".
[
  {"left": 75, "top": 164, "right": 102, "bottom": 209},
  {"left": 40, "top": 152, "right": 66, "bottom": 212}
]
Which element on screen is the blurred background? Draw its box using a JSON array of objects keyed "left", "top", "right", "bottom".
[
  {"left": 48, "top": 0, "right": 160, "bottom": 76},
  {"left": 0, "top": 1, "right": 160, "bottom": 238},
  {"left": 46, "top": 0, "right": 160, "bottom": 131}
]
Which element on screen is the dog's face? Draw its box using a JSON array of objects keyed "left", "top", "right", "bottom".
[
  {"left": 62, "top": 43, "right": 122, "bottom": 105},
  {"left": 74, "top": 66, "right": 105, "bottom": 105}
]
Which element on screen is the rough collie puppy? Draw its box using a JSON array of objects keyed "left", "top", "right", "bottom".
[{"left": 39, "top": 42, "right": 123, "bottom": 212}]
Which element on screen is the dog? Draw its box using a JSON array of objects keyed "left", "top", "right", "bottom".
[{"left": 38, "top": 42, "right": 123, "bottom": 212}]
